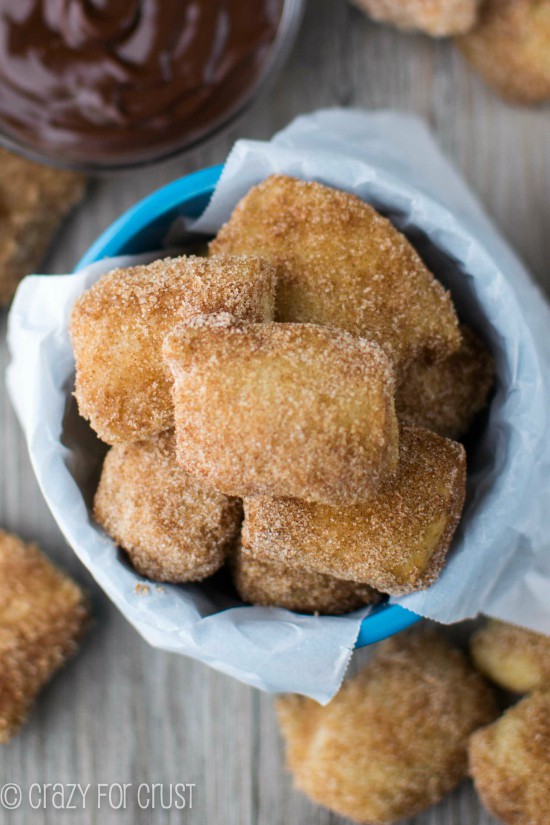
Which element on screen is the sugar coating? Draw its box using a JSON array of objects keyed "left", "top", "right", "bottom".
[
  {"left": 397, "top": 325, "right": 494, "bottom": 438},
  {"left": 70, "top": 254, "right": 276, "bottom": 444},
  {"left": 470, "top": 619, "right": 550, "bottom": 693},
  {"left": 94, "top": 431, "right": 242, "bottom": 583},
  {"left": 210, "top": 175, "right": 461, "bottom": 372},
  {"left": 0, "top": 530, "right": 89, "bottom": 743},
  {"left": 457, "top": 0, "right": 550, "bottom": 104},
  {"left": 0, "top": 148, "right": 85, "bottom": 305},
  {"left": 353, "top": 0, "right": 480, "bottom": 35},
  {"left": 242, "top": 424, "right": 466, "bottom": 594},
  {"left": 231, "top": 543, "right": 381, "bottom": 615},
  {"left": 469, "top": 691, "right": 550, "bottom": 825},
  {"left": 277, "top": 629, "right": 497, "bottom": 823},
  {"left": 164, "top": 315, "right": 399, "bottom": 505}
]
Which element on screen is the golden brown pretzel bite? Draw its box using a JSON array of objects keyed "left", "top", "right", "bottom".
[
  {"left": 210, "top": 175, "right": 461, "bottom": 372},
  {"left": 278, "top": 629, "right": 497, "bottom": 823},
  {"left": 0, "top": 530, "right": 89, "bottom": 743},
  {"left": 94, "top": 431, "right": 241, "bottom": 583},
  {"left": 457, "top": 0, "right": 550, "bottom": 105},
  {"left": 353, "top": 0, "right": 480, "bottom": 36},
  {"left": 470, "top": 619, "right": 550, "bottom": 693},
  {"left": 397, "top": 325, "right": 494, "bottom": 438},
  {"left": 71, "top": 255, "right": 276, "bottom": 444},
  {"left": 243, "top": 424, "right": 466, "bottom": 595},
  {"left": 231, "top": 543, "right": 381, "bottom": 615},
  {"left": 164, "top": 315, "right": 399, "bottom": 505},
  {"left": 0, "top": 148, "right": 85, "bottom": 305},
  {"left": 469, "top": 691, "right": 550, "bottom": 825}
]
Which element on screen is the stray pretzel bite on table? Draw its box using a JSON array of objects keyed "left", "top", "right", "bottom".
[
  {"left": 209, "top": 175, "right": 461, "bottom": 373},
  {"left": 163, "top": 315, "right": 399, "bottom": 505},
  {"left": 397, "top": 325, "right": 494, "bottom": 439},
  {"left": 277, "top": 629, "right": 497, "bottom": 824},
  {"left": 70, "top": 255, "right": 276, "bottom": 444},
  {"left": 0, "top": 148, "right": 85, "bottom": 306},
  {"left": 352, "top": 0, "right": 480, "bottom": 36},
  {"left": 470, "top": 619, "right": 550, "bottom": 693},
  {"left": 456, "top": 0, "right": 550, "bottom": 105},
  {"left": 0, "top": 530, "right": 89, "bottom": 743},
  {"left": 94, "top": 432, "right": 241, "bottom": 583},
  {"left": 231, "top": 543, "right": 381, "bottom": 615},
  {"left": 469, "top": 691, "right": 550, "bottom": 825},
  {"left": 243, "top": 424, "right": 466, "bottom": 595}
]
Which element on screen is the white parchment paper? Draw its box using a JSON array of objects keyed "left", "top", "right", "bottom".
[{"left": 6, "top": 110, "right": 550, "bottom": 703}]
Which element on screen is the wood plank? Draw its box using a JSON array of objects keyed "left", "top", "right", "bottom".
[{"left": 0, "top": 1, "right": 545, "bottom": 821}]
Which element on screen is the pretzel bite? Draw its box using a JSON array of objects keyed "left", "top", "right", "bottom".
[
  {"left": 352, "top": 0, "right": 480, "bottom": 36},
  {"left": 469, "top": 691, "right": 550, "bottom": 825},
  {"left": 210, "top": 175, "right": 461, "bottom": 372},
  {"left": 0, "top": 530, "right": 89, "bottom": 743},
  {"left": 94, "top": 431, "right": 241, "bottom": 583},
  {"left": 470, "top": 619, "right": 550, "bottom": 693},
  {"left": 278, "top": 629, "right": 497, "bottom": 823},
  {"left": 457, "top": 0, "right": 550, "bottom": 105},
  {"left": 0, "top": 148, "right": 85, "bottom": 305},
  {"left": 397, "top": 325, "right": 494, "bottom": 438},
  {"left": 71, "top": 255, "right": 276, "bottom": 444},
  {"left": 231, "top": 544, "right": 381, "bottom": 615},
  {"left": 164, "top": 315, "right": 398, "bottom": 505},
  {"left": 243, "top": 424, "right": 466, "bottom": 595}
]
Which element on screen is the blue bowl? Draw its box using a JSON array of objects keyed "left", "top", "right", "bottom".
[{"left": 76, "top": 165, "right": 421, "bottom": 647}]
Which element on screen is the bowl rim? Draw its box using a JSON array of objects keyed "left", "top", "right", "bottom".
[
  {"left": 75, "top": 164, "right": 421, "bottom": 647},
  {"left": 0, "top": 0, "right": 305, "bottom": 173}
]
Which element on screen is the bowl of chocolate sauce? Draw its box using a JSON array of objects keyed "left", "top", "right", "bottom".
[{"left": 0, "top": 0, "right": 303, "bottom": 171}]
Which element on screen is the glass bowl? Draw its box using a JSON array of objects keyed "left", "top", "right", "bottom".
[{"left": 0, "top": 0, "right": 305, "bottom": 174}]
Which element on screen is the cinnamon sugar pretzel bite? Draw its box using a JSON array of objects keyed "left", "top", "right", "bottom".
[
  {"left": 210, "top": 175, "right": 461, "bottom": 373},
  {"left": 242, "top": 424, "right": 466, "bottom": 595},
  {"left": 164, "top": 315, "right": 399, "bottom": 505},
  {"left": 71, "top": 254, "right": 276, "bottom": 444}
]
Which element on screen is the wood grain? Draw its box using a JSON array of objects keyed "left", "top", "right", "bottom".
[{"left": 0, "top": 1, "right": 547, "bottom": 822}]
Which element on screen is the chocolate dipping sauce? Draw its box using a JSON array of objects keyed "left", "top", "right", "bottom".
[{"left": 0, "top": 0, "right": 283, "bottom": 167}]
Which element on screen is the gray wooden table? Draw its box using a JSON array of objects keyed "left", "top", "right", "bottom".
[{"left": 0, "top": 1, "right": 548, "bottom": 822}]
